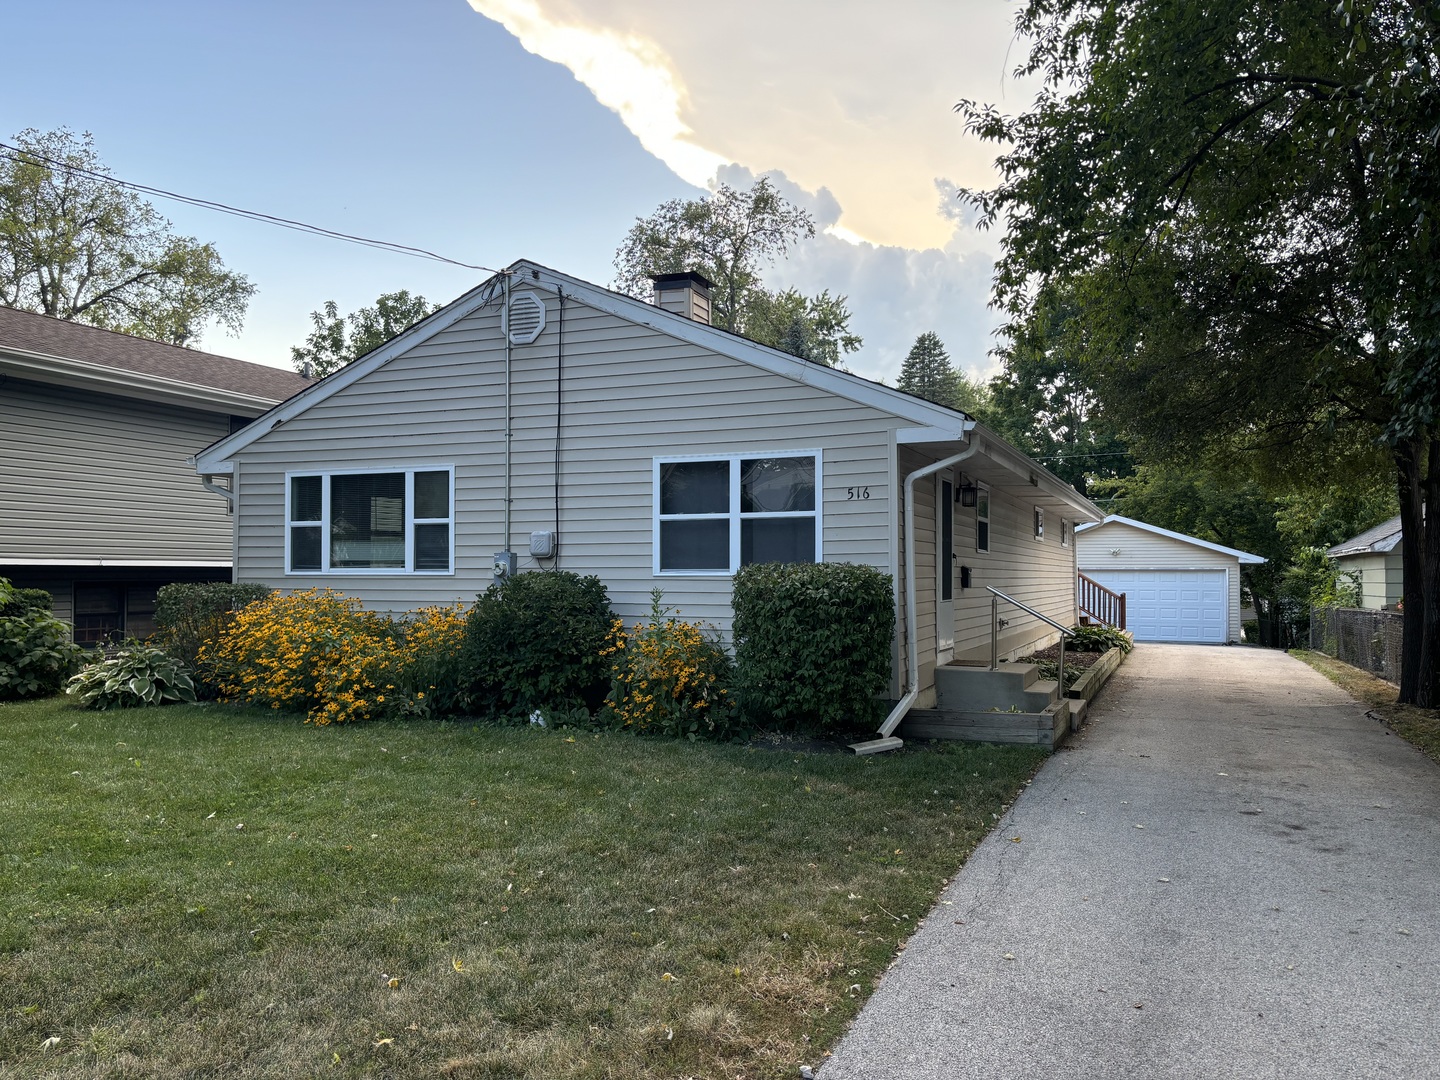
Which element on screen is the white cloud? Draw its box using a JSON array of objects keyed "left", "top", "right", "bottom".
[
  {"left": 467, "top": 1, "right": 1040, "bottom": 251},
  {"left": 467, "top": 0, "right": 728, "bottom": 187}
]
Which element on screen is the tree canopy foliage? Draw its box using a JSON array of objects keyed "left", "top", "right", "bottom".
[
  {"left": 0, "top": 128, "right": 254, "bottom": 346},
  {"left": 290, "top": 290, "right": 440, "bottom": 378},
  {"left": 613, "top": 177, "right": 861, "bottom": 365},
  {"left": 895, "top": 331, "right": 992, "bottom": 419},
  {"left": 960, "top": 0, "right": 1440, "bottom": 704}
]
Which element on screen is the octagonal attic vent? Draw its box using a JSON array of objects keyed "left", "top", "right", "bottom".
[{"left": 502, "top": 291, "right": 546, "bottom": 344}]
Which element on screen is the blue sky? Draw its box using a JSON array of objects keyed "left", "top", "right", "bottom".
[{"left": 4, "top": 0, "right": 1030, "bottom": 383}]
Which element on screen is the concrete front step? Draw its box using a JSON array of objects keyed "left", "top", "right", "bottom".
[
  {"left": 935, "top": 661, "right": 1060, "bottom": 713},
  {"left": 899, "top": 699, "right": 1071, "bottom": 748}
]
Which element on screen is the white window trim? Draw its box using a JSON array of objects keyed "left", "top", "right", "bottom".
[
  {"left": 285, "top": 464, "right": 455, "bottom": 575},
  {"left": 652, "top": 449, "right": 823, "bottom": 576},
  {"left": 976, "top": 482, "right": 990, "bottom": 554},
  {"left": 1061, "top": 518, "right": 1071, "bottom": 547},
  {"left": 1034, "top": 506, "right": 1045, "bottom": 541}
]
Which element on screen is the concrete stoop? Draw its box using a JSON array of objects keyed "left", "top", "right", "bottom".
[{"left": 898, "top": 661, "right": 1074, "bottom": 748}]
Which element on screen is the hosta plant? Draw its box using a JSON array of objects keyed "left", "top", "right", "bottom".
[
  {"left": 1068, "top": 624, "right": 1134, "bottom": 654},
  {"left": 67, "top": 643, "right": 197, "bottom": 709}
]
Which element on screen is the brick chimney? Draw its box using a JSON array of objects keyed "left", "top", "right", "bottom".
[{"left": 651, "top": 271, "right": 714, "bottom": 325}]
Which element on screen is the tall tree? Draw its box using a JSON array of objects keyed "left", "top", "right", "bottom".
[
  {"left": 960, "top": 0, "right": 1440, "bottom": 704},
  {"left": 290, "top": 290, "right": 440, "bottom": 377},
  {"left": 0, "top": 128, "right": 254, "bottom": 345},
  {"left": 897, "top": 332, "right": 958, "bottom": 406},
  {"left": 613, "top": 177, "right": 861, "bottom": 365},
  {"left": 984, "top": 296, "right": 1134, "bottom": 494}
]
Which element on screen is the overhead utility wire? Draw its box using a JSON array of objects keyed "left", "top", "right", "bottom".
[{"left": 0, "top": 142, "right": 499, "bottom": 273}]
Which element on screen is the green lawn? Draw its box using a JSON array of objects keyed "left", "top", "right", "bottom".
[{"left": 1, "top": 697, "right": 1045, "bottom": 1079}]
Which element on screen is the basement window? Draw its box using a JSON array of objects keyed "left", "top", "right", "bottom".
[
  {"left": 654, "top": 452, "right": 821, "bottom": 574},
  {"left": 287, "top": 467, "right": 453, "bottom": 574}
]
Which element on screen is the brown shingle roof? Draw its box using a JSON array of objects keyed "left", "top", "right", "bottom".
[{"left": 0, "top": 304, "right": 312, "bottom": 403}]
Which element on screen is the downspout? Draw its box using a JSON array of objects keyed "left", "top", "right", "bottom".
[
  {"left": 870, "top": 438, "right": 984, "bottom": 743},
  {"left": 502, "top": 272, "right": 514, "bottom": 553},
  {"left": 199, "top": 475, "right": 233, "bottom": 507}
]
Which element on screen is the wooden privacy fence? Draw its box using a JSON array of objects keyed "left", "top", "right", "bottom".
[{"left": 1077, "top": 573, "right": 1126, "bottom": 629}]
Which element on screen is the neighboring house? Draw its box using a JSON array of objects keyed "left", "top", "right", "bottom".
[
  {"left": 1326, "top": 516, "right": 1403, "bottom": 610},
  {"left": 1075, "top": 515, "right": 1265, "bottom": 644},
  {"left": 193, "top": 260, "right": 1102, "bottom": 724},
  {"left": 0, "top": 306, "right": 311, "bottom": 643}
]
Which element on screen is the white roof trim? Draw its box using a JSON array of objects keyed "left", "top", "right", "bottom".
[
  {"left": 1, "top": 347, "right": 282, "bottom": 415},
  {"left": 0, "top": 558, "right": 233, "bottom": 567},
  {"left": 194, "top": 277, "right": 505, "bottom": 470},
  {"left": 196, "top": 259, "right": 977, "bottom": 471},
  {"left": 1075, "top": 514, "right": 1266, "bottom": 563}
]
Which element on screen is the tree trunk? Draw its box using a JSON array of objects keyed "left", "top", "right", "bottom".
[{"left": 1395, "top": 436, "right": 1439, "bottom": 707}]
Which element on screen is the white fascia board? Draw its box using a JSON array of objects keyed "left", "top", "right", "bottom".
[
  {"left": 1082, "top": 514, "right": 1267, "bottom": 563},
  {"left": 0, "top": 348, "right": 280, "bottom": 415},
  {"left": 193, "top": 276, "right": 507, "bottom": 472},
  {"left": 518, "top": 262, "right": 977, "bottom": 431},
  {"left": 194, "top": 257, "right": 975, "bottom": 470},
  {"left": 0, "top": 557, "right": 233, "bottom": 567},
  {"left": 966, "top": 424, "right": 1106, "bottom": 522}
]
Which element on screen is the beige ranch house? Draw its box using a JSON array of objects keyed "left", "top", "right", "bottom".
[{"left": 195, "top": 261, "right": 1102, "bottom": 738}]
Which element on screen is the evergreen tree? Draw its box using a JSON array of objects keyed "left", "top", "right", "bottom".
[{"left": 898, "top": 332, "right": 959, "bottom": 408}]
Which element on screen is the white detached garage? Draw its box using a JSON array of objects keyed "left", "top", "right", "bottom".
[{"left": 1076, "top": 515, "right": 1265, "bottom": 644}]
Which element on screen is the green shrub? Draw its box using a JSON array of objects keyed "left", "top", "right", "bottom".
[
  {"left": 154, "top": 582, "right": 271, "bottom": 695},
  {"left": 67, "top": 642, "right": 197, "bottom": 709},
  {"left": 1069, "top": 623, "right": 1134, "bottom": 654},
  {"left": 0, "top": 579, "right": 54, "bottom": 618},
  {"left": 462, "top": 571, "right": 613, "bottom": 719},
  {"left": 601, "top": 591, "right": 736, "bottom": 739},
  {"left": 731, "top": 562, "right": 894, "bottom": 734},
  {"left": 0, "top": 607, "right": 85, "bottom": 701}
]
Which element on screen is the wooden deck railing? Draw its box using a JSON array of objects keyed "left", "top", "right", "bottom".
[{"left": 1078, "top": 573, "right": 1126, "bottom": 629}]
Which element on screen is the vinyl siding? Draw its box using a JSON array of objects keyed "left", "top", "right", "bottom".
[
  {"left": 1335, "top": 552, "right": 1403, "bottom": 610},
  {"left": 898, "top": 446, "right": 1080, "bottom": 701},
  {"left": 230, "top": 299, "right": 900, "bottom": 632},
  {"left": 0, "top": 377, "right": 234, "bottom": 564},
  {"left": 1076, "top": 522, "right": 1244, "bottom": 641}
]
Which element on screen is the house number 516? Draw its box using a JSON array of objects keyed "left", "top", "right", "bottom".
[{"left": 846, "top": 486, "right": 871, "bottom": 500}]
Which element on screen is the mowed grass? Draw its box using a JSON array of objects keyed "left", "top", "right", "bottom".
[
  {"left": 1291, "top": 649, "right": 1440, "bottom": 763},
  {"left": 0, "top": 697, "right": 1045, "bottom": 1079}
]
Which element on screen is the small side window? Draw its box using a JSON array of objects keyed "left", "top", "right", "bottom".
[
  {"left": 976, "top": 483, "right": 990, "bottom": 553},
  {"left": 1034, "top": 507, "right": 1045, "bottom": 541}
]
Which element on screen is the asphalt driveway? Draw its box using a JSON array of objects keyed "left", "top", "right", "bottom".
[{"left": 821, "top": 644, "right": 1440, "bottom": 1079}]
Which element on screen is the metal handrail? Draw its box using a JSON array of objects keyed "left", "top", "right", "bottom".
[{"left": 986, "top": 586, "right": 1074, "bottom": 682}]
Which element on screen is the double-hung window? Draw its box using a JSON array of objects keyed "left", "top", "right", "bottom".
[
  {"left": 655, "top": 452, "right": 820, "bottom": 574},
  {"left": 287, "top": 467, "right": 454, "bottom": 574}
]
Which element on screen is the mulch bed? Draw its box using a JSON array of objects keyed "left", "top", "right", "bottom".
[{"left": 1020, "top": 644, "right": 1105, "bottom": 671}]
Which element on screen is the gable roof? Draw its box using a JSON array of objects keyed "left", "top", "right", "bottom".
[
  {"left": 191, "top": 259, "right": 1102, "bottom": 520},
  {"left": 1075, "top": 514, "right": 1267, "bottom": 564},
  {"left": 1326, "top": 515, "right": 1403, "bottom": 557},
  {"left": 196, "top": 258, "right": 974, "bottom": 464},
  {"left": 0, "top": 304, "right": 311, "bottom": 413}
]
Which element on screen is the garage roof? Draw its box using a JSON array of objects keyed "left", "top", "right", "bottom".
[
  {"left": 1075, "top": 514, "right": 1266, "bottom": 564},
  {"left": 1325, "top": 515, "right": 1402, "bottom": 557}
]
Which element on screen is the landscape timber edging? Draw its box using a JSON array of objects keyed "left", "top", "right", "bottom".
[{"left": 1067, "top": 646, "right": 1126, "bottom": 704}]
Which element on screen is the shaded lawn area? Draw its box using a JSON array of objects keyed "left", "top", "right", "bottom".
[
  {"left": 1, "top": 697, "right": 1045, "bottom": 1079},
  {"left": 1291, "top": 649, "right": 1440, "bottom": 763}
]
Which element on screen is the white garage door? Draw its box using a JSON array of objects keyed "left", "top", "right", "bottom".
[{"left": 1082, "top": 569, "right": 1228, "bottom": 643}]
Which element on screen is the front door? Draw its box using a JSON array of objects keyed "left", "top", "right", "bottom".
[{"left": 936, "top": 472, "right": 954, "bottom": 662}]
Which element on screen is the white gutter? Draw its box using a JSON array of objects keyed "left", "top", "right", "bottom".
[
  {"left": 869, "top": 439, "right": 985, "bottom": 746},
  {"left": 0, "top": 348, "right": 283, "bottom": 415}
]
